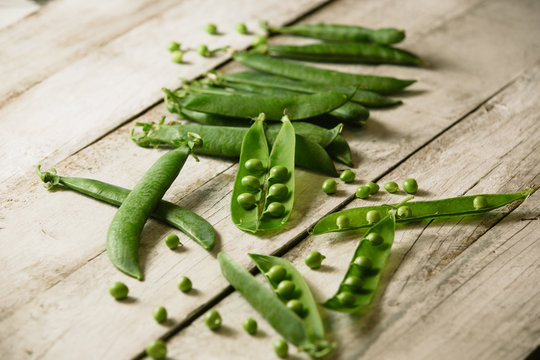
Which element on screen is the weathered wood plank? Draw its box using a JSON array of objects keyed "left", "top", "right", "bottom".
[{"left": 0, "top": 0, "right": 39, "bottom": 30}]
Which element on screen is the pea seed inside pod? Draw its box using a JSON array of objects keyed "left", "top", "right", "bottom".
[
  {"left": 266, "top": 265, "right": 287, "bottom": 284},
  {"left": 353, "top": 255, "right": 372, "bottom": 269},
  {"left": 266, "top": 202, "right": 285, "bottom": 217},
  {"left": 237, "top": 193, "right": 257, "bottom": 209},
  {"left": 336, "top": 215, "right": 350, "bottom": 229},
  {"left": 241, "top": 175, "right": 261, "bottom": 191},
  {"left": 343, "top": 276, "right": 363, "bottom": 292},
  {"left": 473, "top": 196, "right": 488, "bottom": 210},
  {"left": 276, "top": 280, "right": 295, "bottom": 300},
  {"left": 286, "top": 299, "right": 305, "bottom": 317},
  {"left": 268, "top": 183, "right": 288, "bottom": 201},
  {"left": 366, "top": 232, "right": 384, "bottom": 246},
  {"left": 269, "top": 165, "right": 289, "bottom": 183},
  {"left": 336, "top": 291, "right": 356, "bottom": 306},
  {"left": 245, "top": 158, "right": 264, "bottom": 174},
  {"left": 397, "top": 205, "right": 412, "bottom": 218},
  {"left": 366, "top": 210, "right": 381, "bottom": 224}
]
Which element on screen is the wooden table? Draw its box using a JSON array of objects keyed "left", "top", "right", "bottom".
[{"left": 1, "top": 0, "right": 539, "bottom": 359}]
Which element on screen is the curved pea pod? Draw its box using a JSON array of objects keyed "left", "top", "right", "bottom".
[
  {"left": 267, "top": 43, "right": 423, "bottom": 66},
  {"left": 323, "top": 213, "right": 396, "bottom": 313},
  {"left": 218, "top": 252, "right": 334, "bottom": 359},
  {"left": 233, "top": 52, "right": 415, "bottom": 94},
  {"left": 312, "top": 190, "right": 533, "bottom": 235},
  {"left": 325, "top": 134, "right": 353, "bottom": 167}
]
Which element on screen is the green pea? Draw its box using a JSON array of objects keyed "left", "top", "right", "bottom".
[
  {"left": 384, "top": 181, "right": 399, "bottom": 193},
  {"left": 241, "top": 175, "right": 260, "bottom": 190},
  {"left": 268, "top": 183, "right": 288, "bottom": 201},
  {"left": 164, "top": 234, "right": 181, "bottom": 249},
  {"left": 245, "top": 158, "right": 264, "bottom": 173},
  {"left": 204, "top": 309, "right": 222, "bottom": 330},
  {"left": 304, "top": 251, "right": 325, "bottom": 269},
  {"left": 178, "top": 276, "right": 192, "bottom": 292},
  {"left": 269, "top": 165, "right": 289, "bottom": 182},
  {"left": 367, "top": 181, "right": 379, "bottom": 194},
  {"left": 473, "top": 196, "right": 488, "bottom": 210},
  {"left": 170, "top": 50, "right": 183, "bottom": 64},
  {"left": 336, "top": 214, "right": 350, "bottom": 229},
  {"left": 266, "top": 202, "right": 285, "bottom": 217},
  {"left": 167, "top": 41, "right": 180, "bottom": 52},
  {"left": 286, "top": 299, "right": 305, "bottom": 317},
  {"left": 336, "top": 291, "right": 356, "bottom": 306},
  {"left": 266, "top": 265, "right": 287, "bottom": 284},
  {"left": 152, "top": 306, "right": 167, "bottom": 323},
  {"left": 397, "top": 205, "right": 412, "bottom": 218},
  {"left": 353, "top": 255, "right": 372, "bottom": 269},
  {"left": 340, "top": 169, "right": 355, "bottom": 183},
  {"left": 366, "top": 210, "right": 380, "bottom": 224},
  {"left": 236, "top": 23, "right": 248, "bottom": 34},
  {"left": 366, "top": 232, "right": 384, "bottom": 246},
  {"left": 243, "top": 317, "right": 257, "bottom": 335},
  {"left": 237, "top": 192, "right": 257, "bottom": 209},
  {"left": 322, "top": 179, "right": 337, "bottom": 194},
  {"left": 274, "top": 339, "right": 289, "bottom": 358},
  {"left": 252, "top": 35, "right": 267, "bottom": 47},
  {"left": 145, "top": 340, "right": 167, "bottom": 360},
  {"left": 355, "top": 185, "right": 370, "bottom": 199},
  {"left": 205, "top": 23, "right": 218, "bottom": 35},
  {"left": 276, "top": 280, "right": 295, "bottom": 300},
  {"left": 343, "top": 276, "right": 363, "bottom": 292},
  {"left": 109, "top": 281, "right": 128, "bottom": 300},
  {"left": 402, "top": 178, "right": 418, "bottom": 194},
  {"left": 197, "top": 44, "right": 210, "bottom": 57}
]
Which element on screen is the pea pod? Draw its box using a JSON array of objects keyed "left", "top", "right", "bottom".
[
  {"left": 261, "top": 22, "right": 405, "bottom": 45},
  {"left": 266, "top": 43, "right": 423, "bottom": 66},
  {"left": 312, "top": 190, "right": 533, "bottom": 235},
  {"left": 324, "top": 213, "right": 396, "bottom": 313},
  {"left": 233, "top": 51, "right": 415, "bottom": 94},
  {"left": 36, "top": 166, "right": 215, "bottom": 250}
]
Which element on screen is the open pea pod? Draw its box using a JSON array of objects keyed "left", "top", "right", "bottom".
[
  {"left": 312, "top": 190, "right": 533, "bottom": 235},
  {"left": 323, "top": 213, "right": 396, "bottom": 313}
]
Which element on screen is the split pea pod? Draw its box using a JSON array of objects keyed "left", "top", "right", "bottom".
[
  {"left": 36, "top": 166, "right": 215, "bottom": 250},
  {"left": 262, "top": 22, "right": 405, "bottom": 45},
  {"left": 312, "top": 190, "right": 533, "bottom": 235},
  {"left": 266, "top": 43, "right": 423, "bottom": 66},
  {"left": 324, "top": 213, "right": 396, "bottom": 313},
  {"left": 107, "top": 135, "right": 201, "bottom": 279},
  {"left": 232, "top": 52, "right": 415, "bottom": 94}
]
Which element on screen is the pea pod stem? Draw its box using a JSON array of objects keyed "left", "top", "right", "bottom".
[{"left": 36, "top": 166, "right": 215, "bottom": 250}]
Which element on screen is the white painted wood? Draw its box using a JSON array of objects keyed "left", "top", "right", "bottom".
[{"left": 0, "top": 0, "right": 39, "bottom": 30}]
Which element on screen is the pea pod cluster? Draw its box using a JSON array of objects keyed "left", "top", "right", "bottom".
[
  {"left": 231, "top": 114, "right": 295, "bottom": 233},
  {"left": 218, "top": 252, "right": 335, "bottom": 358}
]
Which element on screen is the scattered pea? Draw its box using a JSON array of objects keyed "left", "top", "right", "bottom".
[
  {"left": 266, "top": 265, "right": 287, "bottom": 284},
  {"left": 367, "top": 181, "right": 379, "bottom": 194},
  {"left": 178, "top": 276, "right": 192, "bottom": 292},
  {"left": 237, "top": 192, "right": 257, "bottom": 209},
  {"left": 205, "top": 23, "right": 218, "bottom": 35},
  {"left": 167, "top": 41, "right": 180, "bottom": 52},
  {"left": 473, "top": 196, "right": 488, "bottom": 210},
  {"left": 152, "top": 306, "right": 167, "bottom": 323},
  {"left": 245, "top": 158, "right": 264, "bottom": 173},
  {"left": 353, "top": 255, "right": 372, "bottom": 269},
  {"left": 340, "top": 169, "right": 356, "bottom": 183},
  {"left": 322, "top": 179, "right": 337, "bottom": 194},
  {"left": 109, "top": 281, "right": 129, "bottom": 300},
  {"left": 241, "top": 175, "right": 260, "bottom": 190},
  {"left": 336, "top": 214, "right": 350, "bottom": 229},
  {"left": 252, "top": 35, "right": 268, "bottom": 47},
  {"left": 236, "top": 23, "right": 248, "bottom": 34},
  {"left": 343, "top": 276, "right": 363, "bottom": 291},
  {"left": 384, "top": 181, "right": 399, "bottom": 193},
  {"left": 402, "top": 178, "right": 418, "bottom": 194},
  {"left": 164, "top": 234, "right": 181, "bottom": 249},
  {"left": 397, "top": 205, "right": 412, "bottom": 218},
  {"left": 304, "top": 251, "right": 325, "bottom": 269},
  {"left": 146, "top": 340, "right": 167, "bottom": 360},
  {"left": 197, "top": 44, "right": 210, "bottom": 57},
  {"left": 204, "top": 309, "right": 222, "bottom": 330},
  {"left": 366, "top": 210, "right": 381, "bottom": 224},
  {"left": 336, "top": 291, "right": 356, "bottom": 306},
  {"left": 243, "top": 317, "right": 257, "bottom": 335},
  {"left": 276, "top": 280, "right": 295, "bottom": 300},
  {"left": 170, "top": 50, "right": 183, "bottom": 63},
  {"left": 267, "top": 202, "right": 285, "bottom": 217},
  {"left": 355, "top": 185, "right": 370, "bottom": 199},
  {"left": 286, "top": 299, "right": 304, "bottom": 317},
  {"left": 274, "top": 339, "right": 289, "bottom": 358},
  {"left": 366, "top": 232, "right": 384, "bottom": 246},
  {"left": 268, "top": 183, "right": 288, "bottom": 201},
  {"left": 269, "top": 165, "right": 288, "bottom": 182}
]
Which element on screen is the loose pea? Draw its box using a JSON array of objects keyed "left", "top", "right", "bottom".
[
  {"left": 336, "top": 214, "right": 350, "bottom": 229},
  {"left": 245, "top": 158, "right": 264, "bottom": 174},
  {"left": 355, "top": 185, "right": 370, "bottom": 199},
  {"left": 397, "top": 205, "right": 412, "bottom": 218},
  {"left": 197, "top": 44, "right": 210, "bottom": 57},
  {"left": 340, "top": 169, "right": 355, "bottom": 183},
  {"left": 167, "top": 41, "right": 180, "bottom": 52},
  {"left": 164, "top": 234, "right": 181, "bottom": 249},
  {"left": 266, "top": 265, "right": 287, "bottom": 284},
  {"left": 170, "top": 50, "right": 183, "bottom": 63},
  {"left": 304, "top": 251, "right": 325, "bottom": 269},
  {"left": 336, "top": 291, "right": 356, "bottom": 306},
  {"left": 402, "top": 178, "right": 418, "bottom": 194},
  {"left": 473, "top": 196, "right": 488, "bottom": 210},
  {"left": 384, "top": 181, "right": 399, "bottom": 193},
  {"left": 343, "top": 276, "right": 363, "bottom": 292},
  {"left": 268, "top": 165, "right": 289, "bottom": 182},
  {"left": 367, "top": 181, "right": 379, "bottom": 194},
  {"left": 286, "top": 299, "right": 304, "bottom": 317},
  {"left": 268, "top": 183, "right": 288, "bottom": 201},
  {"left": 267, "top": 202, "right": 285, "bottom": 217},
  {"left": 274, "top": 339, "right": 289, "bottom": 358},
  {"left": 241, "top": 175, "right": 260, "bottom": 190},
  {"left": 353, "top": 255, "right": 372, "bottom": 269},
  {"left": 109, "top": 281, "right": 129, "bottom": 300},
  {"left": 276, "top": 280, "right": 295, "bottom": 300},
  {"left": 204, "top": 309, "right": 222, "bottom": 330},
  {"left": 243, "top": 317, "right": 257, "bottom": 335},
  {"left": 252, "top": 35, "right": 267, "bottom": 47},
  {"left": 237, "top": 193, "right": 257, "bottom": 209},
  {"left": 366, "top": 232, "right": 384, "bottom": 246},
  {"left": 178, "top": 276, "right": 192, "bottom": 292},
  {"left": 366, "top": 210, "right": 380, "bottom": 224},
  {"left": 236, "top": 23, "right": 248, "bottom": 34},
  {"left": 145, "top": 340, "right": 167, "bottom": 360},
  {"left": 205, "top": 23, "right": 218, "bottom": 35},
  {"left": 322, "top": 179, "right": 337, "bottom": 194},
  {"left": 153, "top": 306, "right": 167, "bottom": 323}
]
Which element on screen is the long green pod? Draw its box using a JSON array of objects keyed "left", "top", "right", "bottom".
[
  {"left": 36, "top": 166, "right": 215, "bottom": 250},
  {"left": 107, "top": 139, "right": 199, "bottom": 279},
  {"left": 325, "top": 134, "right": 353, "bottom": 167},
  {"left": 324, "top": 213, "right": 396, "bottom": 313},
  {"left": 233, "top": 52, "right": 415, "bottom": 94},
  {"left": 262, "top": 23, "right": 405, "bottom": 45},
  {"left": 312, "top": 190, "right": 533, "bottom": 235},
  {"left": 267, "top": 43, "right": 423, "bottom": 66}
]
